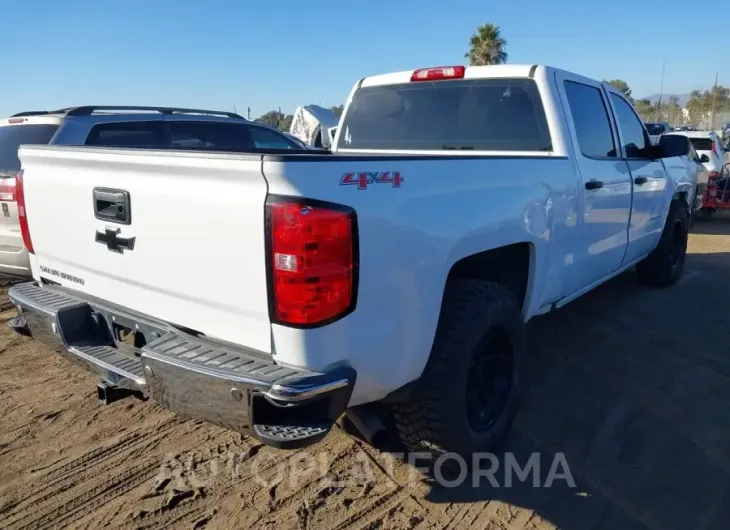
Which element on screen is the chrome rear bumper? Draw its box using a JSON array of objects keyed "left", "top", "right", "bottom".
[{"left": 9, "top": 282, "right": 355, "bottom": 449}]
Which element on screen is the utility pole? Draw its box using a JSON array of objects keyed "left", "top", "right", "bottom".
[
  {"left": 710, "top": 71, "right": 719, "bottom": 131},
  {"left": 234, "top": 105, "right": 237, "bottom": 115},
  {"left": 655, "top": 60, "right": 665, "bottom": 122},
  {"left": 247, "top": 107, "right": 251, "bottom": 120}
]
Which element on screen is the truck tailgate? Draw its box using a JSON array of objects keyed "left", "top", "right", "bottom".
[{"left": 18, "top": 146, "right": 272, "bottom": 353}]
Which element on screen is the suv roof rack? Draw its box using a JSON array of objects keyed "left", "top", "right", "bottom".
[{"left": 59, "top": 106, "right": 244, "bottom": 119}]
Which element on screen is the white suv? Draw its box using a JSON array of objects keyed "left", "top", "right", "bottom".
[
  {"left": 0, "top": 106, "right": 303, "bottom": 277},
  {"left": 667, "top": 131, "right": 725, "bottom": 179},
  {"left": 0, "top": 113, "right": 62, "bottom": 276}
]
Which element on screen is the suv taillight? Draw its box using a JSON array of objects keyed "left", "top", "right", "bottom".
[
  {"left": 0, "top": 177, "right": 17, "bottom": 202},
  {"left": 267, "top": 196, "right": 357, "bottom": 327},
  {"left": 16, "top": 170, "right": 34, "bottom": 254}
]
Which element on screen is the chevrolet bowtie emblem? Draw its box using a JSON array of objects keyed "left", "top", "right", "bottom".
[{"left": 95, "top": 228, "right": 136, "bottom": 254}]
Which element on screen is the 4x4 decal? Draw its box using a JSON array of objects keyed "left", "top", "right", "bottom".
[{"left": 340, "top": 171, "right": 403, "bottom": 190}]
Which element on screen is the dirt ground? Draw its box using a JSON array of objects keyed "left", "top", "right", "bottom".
[{"left": 3, "top": 219, "right": 730, "bottom": 530}]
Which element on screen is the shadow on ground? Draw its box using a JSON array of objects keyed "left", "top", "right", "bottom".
[{"left": 416, "top": 245, "right": 730, "bottom": 529}]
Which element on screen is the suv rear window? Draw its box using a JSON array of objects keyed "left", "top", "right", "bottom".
[
  {"left": 85, "top": 121, "right": 302, "bottom": 151},
  {"left": 689, "top": 138, "right": 713, "bottom": 151},
  {"left": 337, "top": 78, "right": 551, "bottom": 151},
  {"left": 0, "top": 124, "right": 59, "bottom": 173}
]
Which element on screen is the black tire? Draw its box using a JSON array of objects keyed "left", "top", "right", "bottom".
[
  {"left": 636, "top": 200, "right": 688, "bottom": 287},
  {"left": 392, "top": 280, "right": 526, "bottom": 459}
]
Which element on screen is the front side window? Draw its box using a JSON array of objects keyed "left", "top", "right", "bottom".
[
  {"left": 337, "top": 78, "right": 551, "bottom": 151},
  {"left": 610, "top": 94, "right": 651, "bottom": 158},
  {"left": 563, "top": 81, "right": 616, "bottom": 158}
]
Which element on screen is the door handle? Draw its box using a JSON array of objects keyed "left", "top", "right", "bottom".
[
  {"left": 585, "top": 180, "right": 604, "bottom": 190},
  {"left": 634, "top": 176, "right": 649, "bottom": 185},
  {"left": 93, "top": 187, "right": 131, "bottom": 224}
]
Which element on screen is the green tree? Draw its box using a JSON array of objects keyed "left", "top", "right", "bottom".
[
  {"left": 634, "top": 98, "right": 654, "bottom": 122},
  {"left": 279, "top": 114, "right": 294, "bottom": 132},
  {"left": 686, "top": 86, "right": 730, "bottom": 126},
  {"left": 465, "top": 23, "right": 507, "bottom": 66},
  {"left": 256, "top": 110, "right": 293, "bottom": 131},
  {"left": 602, "top": 79, "right": 633, "bottom": 102},
  {"left": 257, "top": 110, "right": 285, "bottom": 128},
  {"left": 330, "top": 105, "right": 344, "bottom": 118}
]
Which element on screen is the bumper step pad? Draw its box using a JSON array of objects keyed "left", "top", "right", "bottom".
[{"left": 8, "top": 282, "right": 356, "bottom": 449}]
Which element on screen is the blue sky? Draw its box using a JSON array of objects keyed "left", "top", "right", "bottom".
[{"left": 1, "top": 0, "right": 726, "bottom": 118}]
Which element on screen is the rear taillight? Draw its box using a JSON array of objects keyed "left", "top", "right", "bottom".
[
  {"left": 709, "top": 171, "right": 720, "bottom": 179},
  {"left": 411, "top": 66, "right": 465, "bottom": 82},
  {"left": 16, "top": 170, "right": 33, "bottom": 254},
  {"left": 0, "top": 177, "right": 17, "bottom": 202},
  {"left": 267, "top": 197, "right": 357, "bottom": 327}
]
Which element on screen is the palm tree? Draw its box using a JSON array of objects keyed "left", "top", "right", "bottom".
[{"left": 465, "top": 23, "right": 507, "bottom": 66}]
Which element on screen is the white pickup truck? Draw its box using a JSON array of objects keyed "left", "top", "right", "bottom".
[{"left": 10, "top": 65, "right": 699, "bottom": 457}]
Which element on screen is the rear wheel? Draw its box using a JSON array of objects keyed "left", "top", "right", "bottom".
[
  {"left": 392, "top": 280, "right": 525, "bottom": 459},
  {"left": 636, "top": 200, "right": 688, "bottom": 287}
]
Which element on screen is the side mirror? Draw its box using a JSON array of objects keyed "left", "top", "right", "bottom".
[
  {"left": 658, "top": 135, "right": 690, "bottom": 158},
  {"left": 700, "top": 154, "right": 711, "bottom": 163}
]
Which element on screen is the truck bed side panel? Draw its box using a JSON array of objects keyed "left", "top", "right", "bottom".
[{"left": 262, "top": 155, "right": 579, "bottom": 405}]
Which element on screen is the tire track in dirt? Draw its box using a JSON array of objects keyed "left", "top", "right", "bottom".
[
  {"left": 5, "top": 419, "right": 236, "bottom": 530},
  {"left": 40, "top": 420, "right": 178, "bottom": 480},
  {"left": 1, "top": 419, "right": 181, "bottom": 521},
  {"left": 127, "top": 443, "right": 305, "bottom": 530},
  {"left": 7, "top": 460, "right": 161, "bottom": 530}
]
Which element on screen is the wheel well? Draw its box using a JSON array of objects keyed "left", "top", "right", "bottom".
[
  {"left": 447, "top": 243, "right": 531, "bottom": 311},
  {"left": 673, "top": 191, "right": 688, "bottom": 207}
]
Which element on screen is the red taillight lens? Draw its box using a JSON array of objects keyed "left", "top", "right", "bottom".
[
  {"left": 709, "top": 171, "right": 720, "bottom": 179},
  {"left": 16, "top": 170, "right": 33, "bottom": 254},
  {"left": 0, "top": 177, "right": 17, "bottom": 202},
  {"left": 411, "top": 66, "right": 465, "bottom": 82},
  {"left": 267, "top": 197, "right": 357, "bottom": 327}
]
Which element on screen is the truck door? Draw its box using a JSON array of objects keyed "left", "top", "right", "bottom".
[
  {"left": 606, "top": 92, "right": 669, "bottom": 266},
  {"left": 556, "top": 72, "right": 633, "bottom": 295}
]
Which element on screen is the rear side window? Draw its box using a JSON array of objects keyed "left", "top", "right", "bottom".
[
  {"left": 563, "top": 81, "right": 616, "bottom": 158},
  {"left": 0, "top": 124, "right": 59, "bottom": 172},
  {"left": 690, "top": 138, "right": 713, "bottom": 151},
  {"left": 86, "top": 121, "right": 302, "bottom": 151},
  {"left": 85, "top": 122, "right": 165, "bottom": 148},
  {"left": 337, "top": 78, "right": 551, "bottom": 151}
]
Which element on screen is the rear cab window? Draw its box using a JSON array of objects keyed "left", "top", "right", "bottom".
[
  {"left": 0, "top": 123, "right": 59, "bottom": 173},
  {"left": 337, "top": 78, "right": 552, "bottom": 152},
  {"left": 85, "top": 121, "right": 302, "bottom": 151}
]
